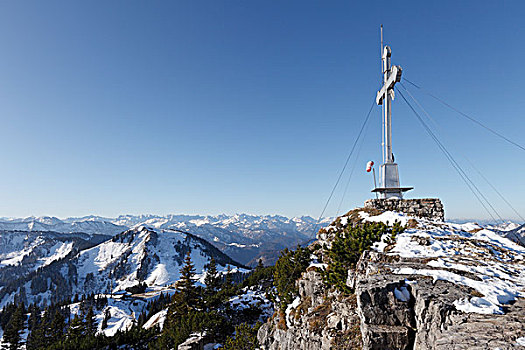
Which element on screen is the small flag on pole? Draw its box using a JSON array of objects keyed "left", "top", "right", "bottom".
[{"left": 366, "top": 160, "right": 374, "bottom": 172}]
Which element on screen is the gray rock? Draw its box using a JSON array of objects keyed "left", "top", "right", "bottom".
[
  {"left": 257, "top": 210, "right": 525, "bottom": 350},
  {"left": 364, "top": 198, "right": 445, "bottom": 221}
]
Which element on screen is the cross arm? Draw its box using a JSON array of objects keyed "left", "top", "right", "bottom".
[{"left": 376, "top": 65, "right": 403, "bottom": 105}]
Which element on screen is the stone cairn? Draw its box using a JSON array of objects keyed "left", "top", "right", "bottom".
[{"left": 364, "top": 198, "right": 444, "bottom": 221}]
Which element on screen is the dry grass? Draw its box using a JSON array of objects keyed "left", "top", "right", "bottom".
[
  {"left": 306, "top": 265, "right": 322, "bottom": 273},
  {"left": 277, "top": 310, "right": 287, "bottom": 330},
  {"left": 407, "top": 219, "right": 418, "bottom": 229},
  {"left": 470, "top": 290, "right": 485, "bottom": 297},
  {"left": 342, "top": 208, "right": 383, "bottom": 227},
  {"left": 308, "top": 297, "right": 333, "bottom": 333},
  {"left": 295, "top": 296, "right": 312, "bottom": 320},
  {"left": 331, "top": 323, "right": 363, "bottom": 350},
  {"left": 337, "top": 293, "right": 357, "bottom": 308}
]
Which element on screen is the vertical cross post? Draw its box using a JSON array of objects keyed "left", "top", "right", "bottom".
[
  {"left": 372, "top": 33, "right": 413, "bottom": 199},
  {"left": 383, "top": 46, "right": 394, "bottom": 164}
]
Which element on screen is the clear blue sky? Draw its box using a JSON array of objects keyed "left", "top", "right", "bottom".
[{"left": 0, "top": 1, "right": 523, "bottom": 220}]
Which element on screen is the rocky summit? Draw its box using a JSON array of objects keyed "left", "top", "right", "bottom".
[{"left": 258, "top": 207, "right": 525, "bottom": 350}]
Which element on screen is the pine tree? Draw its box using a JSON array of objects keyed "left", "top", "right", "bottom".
[
  {"left": 225, "top": 264, "right": 233, "bottom": 287},
  {"left": 26, "top": 304, "right": 40, "bottom": 332},
  {"left": 322, "top": 221, "right": 404, "bottom": 294},
  {"left": 0, "top": 303, "right": 16, "bottom": 332},
  {"left": 204, "top": 257, "right": 221, "bottom": 292},
  {"left": 50, "top": 309, "right": 66, "bottom": 344},
  {"left": 222, "top": 322, "right": 261, "bottom": 350},
  {"left": 68, "top": 313, "right": 85, "bottom": 340},
  {"left": 26, "top": 304, "right": 41, "bottom": 350},
  {"left": 274, "top": 246, "right": 311, "bottom": 308},
  {"left": 3, "top": 303, "right": 25, "bottom": 350},
  {"left": 38, "top": 309, "right": 53, "bottom": 348},
  {"left": 177, "top": 251, "right": 197, "bottom": 308},
  {"left": 101, "top": 308, "right": 111, "bottom": 330},
  {"left": 84, "top": 306, "right": 97, "bottom": 336},
  {"left": 203, "top": 257, "right": 222, "bottom": 310}
]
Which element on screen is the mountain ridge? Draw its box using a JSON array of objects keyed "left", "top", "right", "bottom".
[
  {"left": 0, "top": 226, "right": 247, "bottom": 309},
  {"left": 0, "top": 214, "right": 333, "bottom": 264}
]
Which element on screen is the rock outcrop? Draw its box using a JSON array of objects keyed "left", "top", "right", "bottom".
[
  {"left": 352, "top": 250, "right": 525, "bottom": 349},
  {"left": 258, "top": 208, "right": 525, "bottom": 350},
  {"left": 258, "top": 268, "right": 361, "bottom": 350}
]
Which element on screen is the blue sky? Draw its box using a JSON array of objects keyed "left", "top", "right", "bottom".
[{"left": 0, "top": 1, "right": 522, "bottom": 220}]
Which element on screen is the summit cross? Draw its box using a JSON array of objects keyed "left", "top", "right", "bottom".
[{"left": 372, "top": 29, "right": 413, "bottom": 199}]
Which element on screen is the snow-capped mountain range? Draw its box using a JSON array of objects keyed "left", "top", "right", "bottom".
[
  {"left": 0, "top": 214, "right": 332, "bottom": 264},
  {"left": 0, "top": 226, "right": 246, "bottom": 309},
  {"left": 0, "top": 213, "right": 331, "bottom": 311},
  {"left": 0, "top": 216, "right": 127, "bottom": 236}
]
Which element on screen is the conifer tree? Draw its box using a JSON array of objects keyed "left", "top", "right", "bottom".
[
  {"left": 25, "top": 305, "right": 41, "bottom": 350},
  {"left": 3, "top": 303, "right": 25, "bottom": 350},
  {"left": 203, "top": 257, "right": 222, "bottom": 310},
  {"left": 101, "top": 308, "right": 111, "bottom": 330},
  {"left": 26, "top": 304, "right": 40, "bottom": 332},
  {"left": 222, "top": 322, "right": 261, "bottom": 350},
  {"left": 225, "top": 264, "right": 233, "bottom": 287},
  {"left": 177, "top": 251, "right": 197, "bottom": 308},
  {"left": 37, "top": 309, "right": 53, "bottom": 349},
  {"left": 50, "top": 309, "right": 66, "bottom": 344},
  {"left": 84, "top": 306, "right": 97, "bottom": 336},
  {"left": 68, "top": 313, "right": 85, "bottom": 340},
  {"left": 204, "top": 257, "right": 221, "bottom": 292},
  {"left": 274, "top": 246, "right": 311, "bottom": 308},
  {"left": 162, "top": 251, "right": 199, "bottom": 348}
]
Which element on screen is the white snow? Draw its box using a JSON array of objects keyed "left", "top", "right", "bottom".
[
  {"left": 285, "top": 296, "right": 301, "bottom": 329},
  {"left": 361, "top": 210, "right": 411, "bottom": 226},
  {"left": 41, "top": 242, "right": 74, "bottom": 267},
  {"left": 516, "top": 337, "right": 525, "bottom": 346},
  {"left": 69, "top": 226, "right": 248, "bottom": 295},
  {"left": 363, "top": 211, "right": 525, "bottom": 315},
  {"left": 143, "top": 309, "right": 167, "bottom": 330},
  {"left": 228, "top": 286, "right": 274, "bottom": 321},
  {"left": 0, "top": 235, "right": 74, "bottom": 271},
  {"left": 308, "top": 254, "right": 327, "bottom": 270},
  {"left": 394, "top": 286, "right": 411, "bottom": 302},
  {"left": 145, "top": 264, "right": 170, "bottom": 286}
]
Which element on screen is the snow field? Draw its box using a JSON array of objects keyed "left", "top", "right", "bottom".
[{"left": 360, "top": 210, "right": 525, "bottom": 315}]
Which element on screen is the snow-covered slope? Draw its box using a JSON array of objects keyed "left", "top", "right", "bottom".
[
  {"left": 498, "top": 223, "right": 525, "bottom": 247},
  {"left": 0, "top": 226, "right": 246, "bottom": 308},
  {"left": 73, "top": 226, "right": 246, "bottom": 293},
  {"left": 0, "top": 230, "right": 109, "bottom": 299},
  {"left": 359, "top": 211, "right": 525, "bottom": 315}
]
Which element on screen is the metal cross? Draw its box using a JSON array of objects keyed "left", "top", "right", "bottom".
[{"left": 371, "top": 32, "right": 412, "bottom": 199}]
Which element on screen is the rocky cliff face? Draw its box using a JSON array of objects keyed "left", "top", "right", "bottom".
[
  {"left": 258, "top": 268, "right": 361, "bottom": 350},
  {"left": 258, "top": 209, "right": 525, "bottom": 349}
]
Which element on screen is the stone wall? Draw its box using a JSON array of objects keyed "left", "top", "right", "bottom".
[{"left": 364, "top": 198, "right": 444, "bottom": 221}]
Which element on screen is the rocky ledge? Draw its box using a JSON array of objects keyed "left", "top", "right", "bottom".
[{"left": 258, "top": 209, "right": 525, "bottom": 349}]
